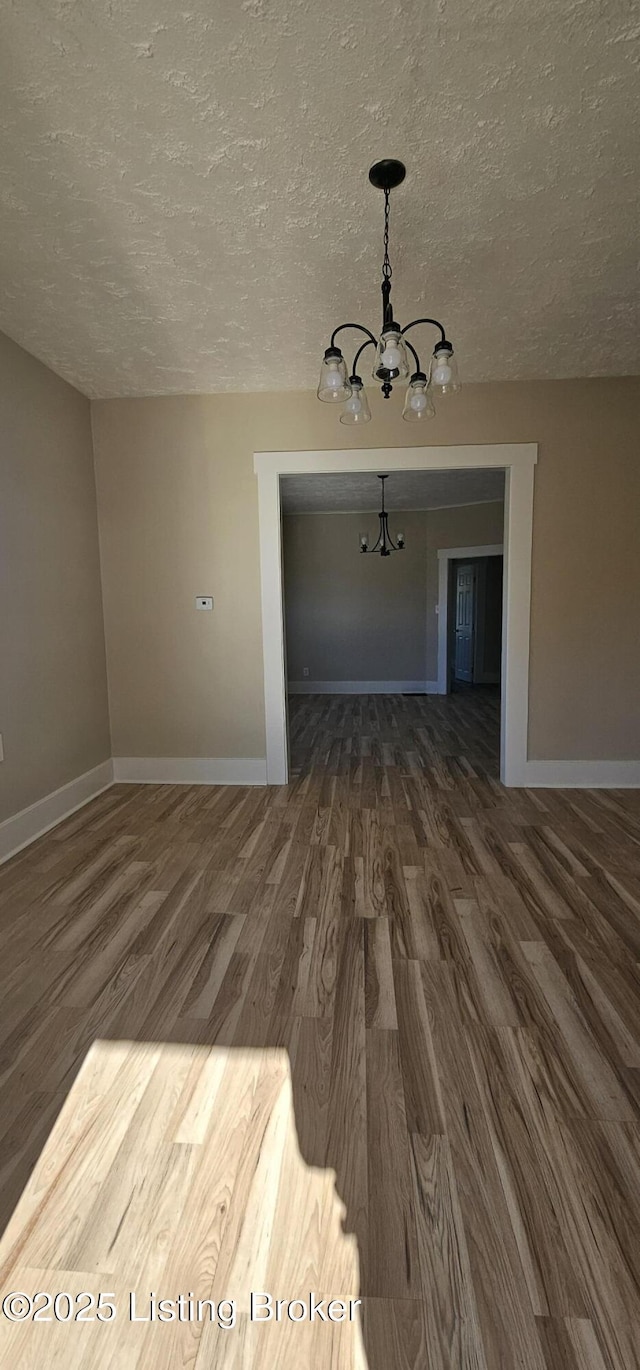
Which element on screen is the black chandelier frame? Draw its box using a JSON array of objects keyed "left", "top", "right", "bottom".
[
  {"left": 321, "top": 159, "right": 454, "bottom": 401},
  {"left": 360, "top": 475, "right": 404, "bottom": 557}
]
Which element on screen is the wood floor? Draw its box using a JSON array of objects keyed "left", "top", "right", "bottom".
[{"left": 0, "top": 690, "right": 639, "bottom": 1368}]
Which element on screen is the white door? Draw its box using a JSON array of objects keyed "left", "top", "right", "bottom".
[{"left": 454, "top": 563, "right": 476, "bottom": 682}]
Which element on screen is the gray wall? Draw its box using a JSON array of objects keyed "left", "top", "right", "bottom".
[
  {"left": 0, "top": 331, "right": 111, "bottom": 822},
  {"left": 477, "top": 556, "right": 503, "bottom": 682},
  {"left": 283, "top": 502, "right": 505, "bottom": 686},
  {"left": 283, "top": 511, "right": 429, "bottom": 684},
  {"left": 424, "top": 502, "right": 505, "bottom": 682}
]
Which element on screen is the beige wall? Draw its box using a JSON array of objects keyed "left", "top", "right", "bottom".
[
  {"left": 283, "top": 503, "right": 503, "bottom": 684},
  {"left": 91, "top": 376, "right": 640, "bottom": 763},
  {"left": 0, "top": 332, "right": 110, "bottom": 823}
]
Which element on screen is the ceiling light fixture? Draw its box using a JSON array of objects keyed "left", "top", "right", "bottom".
[
  {"left": 317, "top": 159, "right": 460, "bottom": 423},
  {"left": 360, "top": 475, "right": 404, "bottom": 556}
]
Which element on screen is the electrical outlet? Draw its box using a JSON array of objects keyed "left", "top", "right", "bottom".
[
  {"left": 303, "top": 667, "right": 310, "bottom": 677},
  {"left": 196, "top": 596, "right": 213, "bottom": 611}
]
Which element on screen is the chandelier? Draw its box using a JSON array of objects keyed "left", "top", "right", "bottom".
[
  {"left": 360, "top": 475, "right": 404, "bottom": 556},
  {"left": 317, "top": 159, "right": 460, "bottom": 424}
]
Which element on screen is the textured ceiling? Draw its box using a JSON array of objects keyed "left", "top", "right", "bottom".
[
  {"left": 1, "top": 2, "right": 639, "bottom": 398},
  {"left": 280, "top": 468, "right": 505, "bottom": 514}
]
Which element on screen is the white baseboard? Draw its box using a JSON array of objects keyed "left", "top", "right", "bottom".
[
  {"left": 523, "top": 759, "right": 640, "bottom": 788},
  {"left": 113, "top": 756, "right": 268, "bottom": 786},
  {"left": 288, "top": 680, "right": 441, "bottom": 695},
  {"left": 0, "top": 759, "right": 114, "bottom": 866},
  {"left": 2, "top": 750, "right": 635, "bottom": 870}
]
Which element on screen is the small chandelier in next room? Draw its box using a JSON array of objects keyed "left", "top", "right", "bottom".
[
  {"left": 317, "top": 159, "right": 460, "bottom": 424},
  {"left": 360, "top": 476, "right": 404, "bottom": 557}
]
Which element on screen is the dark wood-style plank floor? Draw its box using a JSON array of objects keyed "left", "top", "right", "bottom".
[{"left": 0, "top": 690, "right": 639, "bottom": 1368}]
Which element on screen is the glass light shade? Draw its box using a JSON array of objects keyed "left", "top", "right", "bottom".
[
  {"left": 402, "top": 374, "right": 435, "bottom": 422},
  {"left": 430, "top": 345, "right": 460, "bottom": 396},
  {"left": 317, "top": 349, "right": 351, "bottom": 402},
  {"left": 373, "top": 327, "right": 411, "bottom": 382},
  {"left": 339, "top": 377, "right": 371, "bottom": 425}
]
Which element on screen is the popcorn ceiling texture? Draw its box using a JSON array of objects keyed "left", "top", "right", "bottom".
[
  {"left": 280, "top": 469, "right": 505, "bottom": 514},
  {"left": 0, "top": 0, "right": 638, "bottom": 398}
]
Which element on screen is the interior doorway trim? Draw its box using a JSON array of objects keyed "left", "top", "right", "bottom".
[
  {"left": 254, "top": 444, "right": 537, "bottom": 787},
  {"left": 437, "top": 543, "right": 504, "bottom": 694}
]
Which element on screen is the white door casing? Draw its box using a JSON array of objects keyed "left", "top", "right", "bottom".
[{"left": 254, "top": 444, "right": 537, "bottom": 787}]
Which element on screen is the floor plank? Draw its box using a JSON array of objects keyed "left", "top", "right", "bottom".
[{"left": 0, "top": 688, "right": 638, "bottom": 1368}]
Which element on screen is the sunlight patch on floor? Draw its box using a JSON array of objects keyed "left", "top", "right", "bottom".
[{"left": 0, "top": 1039, "right": 367, "bottom": 1369}]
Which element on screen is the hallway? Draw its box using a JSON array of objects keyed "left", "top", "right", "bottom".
[{"left": 0, "top": 693, "right": 638, "bottom": 1368}]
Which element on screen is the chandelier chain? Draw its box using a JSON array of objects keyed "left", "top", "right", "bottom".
[{"left": 382, "top": 188, "right": 392, "bottom": 281}]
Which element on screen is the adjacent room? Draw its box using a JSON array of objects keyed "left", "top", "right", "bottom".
[
  {"left": 1, "top": 3, "right": 639, "bottom": 1368},
  {"left": 281, "top": 468, "right": 505, "bottom": 780}
]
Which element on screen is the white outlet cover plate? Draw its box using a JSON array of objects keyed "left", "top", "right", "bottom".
[{"left": 196, "top": 596, "right": 213, "bottom": 611}]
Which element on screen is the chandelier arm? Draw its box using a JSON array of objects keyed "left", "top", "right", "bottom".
[
  {"left": 404, "top": 337, "right": 421, "bottom": 373},
  {"left": 383, "top": 513, "right": 399, "bottom": 552},
  {"left": 365, "top": 524, "right": 384, "bottom": 554},
  {"left": 352, "top": 337, "right": 375, "bottom": 376},
  {"left": 330, "top": 322, "right": 378, "bottom": 350},
  {"left": 364, "top": 527, "right": 401, "bottom": 554},
  {"left": 401, "top": 318, "right": 447, "bottom": 344},
  {"left": 369, "top": 491, "right": 386, "bottom": 553}
]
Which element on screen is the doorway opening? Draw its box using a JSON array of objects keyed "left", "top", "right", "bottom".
[
  {"left": 279, "top": 471, "right": 506, "bottom": 781},
  {"left": 451, "top": 554, "right": 503, "bottom": 690},
  {"left": 254, "top": 444, "right": 537, "bottom": 786},
  {"left": 436, "top": 544, "right": 505, "bottom": 697}
]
